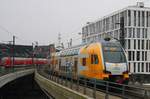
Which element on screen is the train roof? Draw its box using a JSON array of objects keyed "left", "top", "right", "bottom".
[
  {"left": 57, "top": 38, "right": 121, "bottom": 57},
  {"left": 62, "top": 38, "right": 120, "bottom": 51}
]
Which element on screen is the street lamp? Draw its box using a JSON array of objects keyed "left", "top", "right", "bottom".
[
  {"left": 32, "top": 42, "right": 35, "bottom": 66},
  {"left": 12, "top": 36, "right": 15, "bottom": 68}
]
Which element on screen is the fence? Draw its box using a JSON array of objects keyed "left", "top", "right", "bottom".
[{"left": 37, "top": 66, "right": 150, "bottom": 99}]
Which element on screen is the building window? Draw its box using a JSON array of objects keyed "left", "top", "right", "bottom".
[
  {"left": 137, "top": 51, "right": 140, "bottom": 61},
  {"left": 134, "top": 11, "right": 136, "bottom": 26},
  {"left": 114, "top": 15, "right": 117, "bottom": 29},
  {"left": 146, "top": 40, "right": 148, "bottom": 50},
  {"left": 142, "top": 11, "right": 145, "bottom": 27},
  {"left": 134, "top": 40, "right": 136, "bottom": 49},
  {"left": 138, "top": 40, "right": 140, "bottom": 49},
  {"left": 137, "top": 28, "right": 140, "bottom": 38},
  {"left": 114, "top": 30, "right": 118, "bottom": 39},
  {"left": 133, "top": 28, "right": 135, "bottom": 38},
  {"left": 145, "top": 29, "right": 147, "bottom": 38},
  {"left": 142, "top": 28, "right": 145, "bottom": 38},
  {"left": 149, "top": 63, "right": 150, "bottom": 72},
  {"left": 103, "top": 19, "right": 106, "bottom": 31},
  {"left": 138, "top": 63, "right": 140, "bottom": 72},
  {"left": 128, "top": 40, "right": 130, "bottom": 49},
  {"left": 147, "top": 11, "right": 149, "bottom": 27},
  {"left": 112, "top": 16, "right": 114, "bottom": 29},
  {"left": 98, "top": 21, "right": 101, "bottom": 33},
  {"left": 124, "top": 11, "right": 127, "bottom": 26},
  {"left": 142, "top": 40, "right": 144, "bottom": 49},
  {"left": 133, "top": 51, "right": 135, "bottom": 61},
  {"left": 148, "top": 12, "right": 150, "bottom": 27},
  {"left": 145, "top": 52, "right": 147, "bottom": 61},
  {"left": 128, "top": 28, "right": 132, "bottom": 38},
  {"left": 106, "top": 18, "right": 110, "bottom": 31},
  {"left": 128, "top": 10, "right": 131, "bottom": 26},
  {"left": 149, "top": 40, "right": 150, "bottom": 50},
  {"left": 134, "top": 63, "right": 136, "bottom": 73},
  {"left": 128, "top": 51, "right": 131, "bottom": 61},
  {"left": 141, "top": 63, "right": 144, "bottom": 72},
  {"left": 124, "top": 28, "right": 127, "bottom": 38},
  {"left": 146, "top": 63, "right": 148, "bottom": 72},
  {"left": 128, "top": 63, "right": 130, "bottom": 72},
  {"left": 138, "top": 11, "right": 140, "bottom": 26},
  {"left": 142, "top": 51, "right": 144, "bottom": 61}
]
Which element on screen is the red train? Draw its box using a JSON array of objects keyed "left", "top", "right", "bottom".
[{"left": 0, "top": 57, "right": 49, "bottom": 68}]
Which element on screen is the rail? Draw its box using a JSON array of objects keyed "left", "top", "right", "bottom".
[{"left": 37, "top": 66, "right": 150, "bottom": 99}]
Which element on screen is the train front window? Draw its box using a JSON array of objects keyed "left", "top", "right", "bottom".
[{"left": 103, "top": 44, "right": 126, "bottom": 63}]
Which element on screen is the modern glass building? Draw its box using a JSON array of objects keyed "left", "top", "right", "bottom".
[{"left": 82, "top": 2, "right": 150, "bottom": 76}]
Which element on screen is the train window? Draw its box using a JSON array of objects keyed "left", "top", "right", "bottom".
[
  {"left": 103, "top": 46, "right": 126, "bottom": 63},
  {"left": 82, "top": 58, "right": 86, "bottom": 66},
  {"left": 91, "top": 54, "right": 99, "bottom": 64},
  {"left": 102, "top": 43, "right": 127, "bottom": 63}
]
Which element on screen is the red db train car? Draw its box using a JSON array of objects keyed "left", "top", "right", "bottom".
[{"left": 0, "top": 57, "right": 48, "bottom": 68}]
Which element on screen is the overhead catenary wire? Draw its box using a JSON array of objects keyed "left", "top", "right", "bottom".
[
  {"left": 60, "top": 25, "right": 82, "bottom": 48},
  {"left": 0, "top": 25, "right": 13, "bottom": 36},
  {"left": 0, "top": 24, "right": 38, "bottom": 45}
]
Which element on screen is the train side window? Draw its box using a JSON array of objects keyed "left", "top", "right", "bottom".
[
  {"left": 82, "top": 58, "right": 86, "bottom": 66},
  {"left": 94, "top": 55, "right": 99, "bottom": 64},
  {"left": 91, "top": 54, "right": 99, "bottom": 64}
]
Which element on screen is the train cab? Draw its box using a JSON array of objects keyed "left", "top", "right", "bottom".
[{"left": 79, "top": 39, "right": 129, "bottom": 84}]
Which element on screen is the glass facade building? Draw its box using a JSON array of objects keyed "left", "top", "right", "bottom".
[{"left": 82, "top": 2, "right": 150, "bottom": 74}]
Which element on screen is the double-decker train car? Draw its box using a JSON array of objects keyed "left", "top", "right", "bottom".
[
  {"left": 0, "top": 57, "right": 48, "bottom": 68},
  {"left": 50, "top": 38, "right": 129, "bottom": 84}
]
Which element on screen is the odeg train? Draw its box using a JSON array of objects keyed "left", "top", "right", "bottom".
[{"left": 50, "top": 38, "right": 129, "bottom": 84}]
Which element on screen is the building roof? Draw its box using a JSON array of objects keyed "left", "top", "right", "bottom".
[{"left": 83, "top": 2, "right": 150, "bottom": 28}]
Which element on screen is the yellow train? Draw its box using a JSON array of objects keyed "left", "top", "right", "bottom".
[{"left": 50, "top": 38, "right": 129, "bottom": 84}]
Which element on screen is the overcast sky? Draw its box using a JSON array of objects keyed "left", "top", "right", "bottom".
[{"left": 0, "top": 0, "right": 149, "bottom": 46}]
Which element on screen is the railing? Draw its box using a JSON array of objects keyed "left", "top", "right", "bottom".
[{"left": 37, "top": 66, "right": 150, "bottom": 99}]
